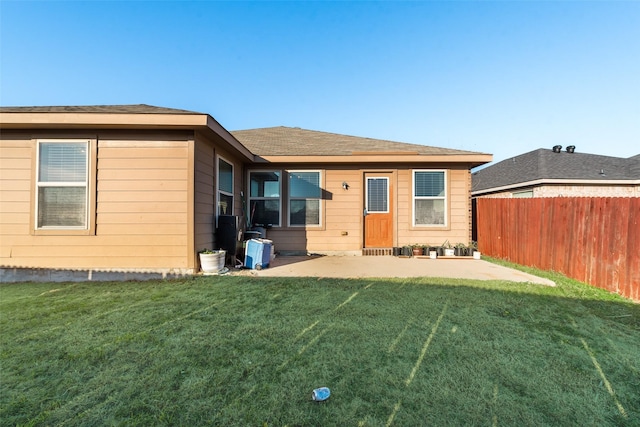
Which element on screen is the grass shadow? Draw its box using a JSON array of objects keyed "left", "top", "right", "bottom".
[{"left": 1, "top": 274, "right": 638, "bottom": 426}]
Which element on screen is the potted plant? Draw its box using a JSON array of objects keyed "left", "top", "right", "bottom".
[
  {"left": 470, "top": 241, "right": 481, "bottom": 259},
  {"left": 427, "top": 245, "right": 438, "bottom": 259},
  {"left": 199, "top": 248, "right": 226, "bottom": 273},
  {"left": 454, "top": 243, "right": 468, "bottom": 256},
  {"left": 412, "top": 244, "right": 422, "bottom": 256},
  {"left": 442, "top": 240, "right": 455, "bottom": 257}
]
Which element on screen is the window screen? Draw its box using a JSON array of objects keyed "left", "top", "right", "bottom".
[
  {"left": 415, "top": 172, "right": 444, "bottom": 197},
  {"left": 249, "top": 171, "right": 281, "bottom": 226},
  {"left": 413, "top": 171, "right": 446, "bottom": 226},
  {"left": 37, "top": 141, "right": 89, "bottom": 229},
  {"left": 218, "top": 158, "right": 234, "bottom": 216},
  {"left": 289, "top": 171, "right": 321, "bottom": 226}
]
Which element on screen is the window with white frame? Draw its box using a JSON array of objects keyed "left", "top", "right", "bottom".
[
  {"left": 218, "top": 157, "right": 234, "bottom": 216},
  {"left": 248, "top": 170, "right": 281, "bottom": 226},
  {"left": 289, "top": 171, "right": 321, "bottom": 226},
  {"left": 512, "top": 190, "right": 533, "bottom": 198},
  {"left": 36, "top": 140, "right": 90, "bottom": 229},
  {"left": 413, "top": 170, "right": 446, "bottom": 226}
]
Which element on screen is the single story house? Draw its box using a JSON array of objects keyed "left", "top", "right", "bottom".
[
  {"left": 472, "top": 146, "right": 640, "bottom": 199},
  {"left": 0, "top": 104, "right": 491, "bottom": 280}
]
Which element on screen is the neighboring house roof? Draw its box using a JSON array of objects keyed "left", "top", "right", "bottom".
[{"left": 472, "top": 148, "right": 640, "bottom": 195}]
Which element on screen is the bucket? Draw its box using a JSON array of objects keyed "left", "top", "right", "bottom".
[{"left": 200, "top": 250, "right": 226, "bottom": 273}]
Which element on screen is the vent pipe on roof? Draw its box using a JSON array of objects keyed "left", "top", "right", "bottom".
[
  {"left": 566, "top": 145, "right": 575, "bottom": 153},
  {"left": 552, "top": 145, "right": 562, "bottom": 153}
]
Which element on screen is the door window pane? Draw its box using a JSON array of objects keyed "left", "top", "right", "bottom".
[{"left": 367, "top": 178, "right": 388, "bottom": 212}]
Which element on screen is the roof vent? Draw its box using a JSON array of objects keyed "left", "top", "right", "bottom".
[
  {"left": 552, "top": 145, "right": 562, "bottom": 153},
  {"left": 566, "top": 145, "right": 575, "bottom": 153}
]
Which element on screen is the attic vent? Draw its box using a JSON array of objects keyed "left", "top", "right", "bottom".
[
  {"left": 566, "top": 145, "right": 576, "bottom": 153},
  {"left": 552, "top": 145, "right": 562, "bottom": 153}
]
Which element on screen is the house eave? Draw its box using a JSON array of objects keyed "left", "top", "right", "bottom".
[
  {"left": 0, "top": 111, "right": 210, "bottom": 128},
  {"left": 254, "top": 154, "right": 493, "bottom": 166},
  {"left": 0, "top": 111, "right": 255, "bottom": 162},
  {"left": 472, "top": 178, "right": 640, "bottom": 196},
  {"left": 204, "top": 116, "right": 254, "bottom": 161}
]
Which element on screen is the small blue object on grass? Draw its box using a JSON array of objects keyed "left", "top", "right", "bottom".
[{"left": 311, "top": 387, "right": 330, "bottom": 402}]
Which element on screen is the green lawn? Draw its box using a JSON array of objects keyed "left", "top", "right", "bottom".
[{"left": 1, "top": 263, "right": 638, "bottom": 426}]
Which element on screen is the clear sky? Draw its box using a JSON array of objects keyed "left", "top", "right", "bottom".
[{"left": 1, "top": 1, "right": 639, "bottom": 167}]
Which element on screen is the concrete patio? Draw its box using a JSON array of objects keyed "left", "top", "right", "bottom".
[{"left": 241, "top": 255, "right": 556, "bottom": 286}]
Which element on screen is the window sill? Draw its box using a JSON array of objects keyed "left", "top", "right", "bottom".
[{"left": 33, "top": 228, "right": 95, "bottom": 236}]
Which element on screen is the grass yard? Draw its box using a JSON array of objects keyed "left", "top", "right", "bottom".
[{"left": 1, "top": 262, "right": 639, "bottom": 426}]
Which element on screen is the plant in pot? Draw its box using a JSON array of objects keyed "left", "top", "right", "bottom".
[
  {"left": 470, "top": 241, "right": 481, "bottom": 259},
  {"left": 454, "top": 242, "right": 467, "bottom": 256},
  {"left": 199, "top": 248, "right": 226, "bottom": 273},
  {"left": 442, "top": 240, "right": 455, "bottom": 257},
  {"left": 412, "top": 244, "right": 423, "bottom": 256},
  {"left": 427, "top": 244, "right": 438, "bottom": 259}
]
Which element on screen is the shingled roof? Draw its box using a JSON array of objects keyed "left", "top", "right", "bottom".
[
  {"left": 0, "top": 104, "right": 202, "bottom": 114},
  {"left": 232, "top": 126, "right": 487, "bottom": 157},
  {"left": 472, "top": 148, "right": 640, "bottom": 194},
  {"left": 1, "top": 105, "right": 490, "bottom": 164}
]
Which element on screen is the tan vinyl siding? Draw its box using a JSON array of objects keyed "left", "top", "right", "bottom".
[
  {"left": 0, "top": 137, "right": 32, "bottom": 258},
  {"left": 193, "top": 132, "right": 248, "bottom": 259},
  {"left": 193, "top": 135, "right": 215, "bottom": 254},
  {"left": 259, "top": 164, "right": 473, "bottom": 254},
  {"left": 97, "top": 138, "right": 190, "bottom": 268},
  {"left": 397, "top": 167, "right": 471, "bottom": 246},
  {"left": 0, "top": 132, "right": 194, "bottom": 271}
]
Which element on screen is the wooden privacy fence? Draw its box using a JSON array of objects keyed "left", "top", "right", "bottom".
[{"left": 476, "top": 197, "right": 639, "bottom": 301}]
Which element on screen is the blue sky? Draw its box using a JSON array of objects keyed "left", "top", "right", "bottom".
[{"left": 1, "top": 1, "right": 639, "bottom": 166}]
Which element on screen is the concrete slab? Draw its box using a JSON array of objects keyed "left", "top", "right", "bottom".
[{"left": 241, "top": 255, "right": 555, "bottom": 286}]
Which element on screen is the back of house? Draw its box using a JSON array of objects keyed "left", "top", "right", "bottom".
[{"left": 0, "top": 105, "right": 491, "bottom": 281}]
